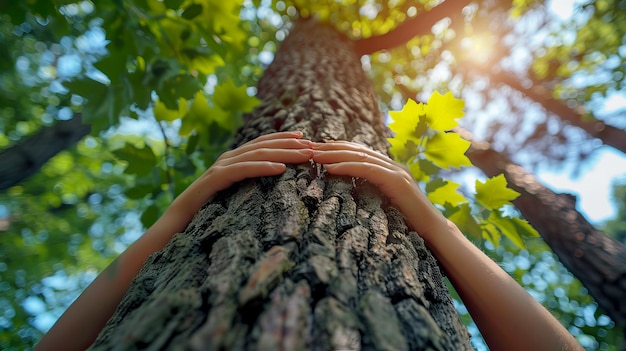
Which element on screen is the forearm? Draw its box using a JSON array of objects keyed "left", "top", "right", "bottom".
[
  {"left": 423, "top": 220, "right": 583, "bottom": 351},
  {"left": 35, "top": 210, "right": 186, "bottom": 351}
]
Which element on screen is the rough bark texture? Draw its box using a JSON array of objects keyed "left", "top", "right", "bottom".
[
  {"left": 467, "top": 142, "right": 626, "bottom": 328},
  {"left": 89, "top": 20, "right": 471, "bottom": 350},
  {"left": 0, "top": 113, "right": 90, "bottom": 191}
]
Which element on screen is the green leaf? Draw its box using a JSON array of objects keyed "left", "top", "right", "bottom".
[
  {"left": 112, "top": 144, "right": 157, "bottom": 176},
  {"left": 64, "top": 78, "right": 126, "bottom": 133},
  {"left": 425, "top": 91, "right": 465, "bottom": 131},
  {"left": 154, "top": 98, "right": 187, "bottom": 122},
  {"left": 475, "top": 174, "right": 520, "bottom": 210},
  {"left": 180, "top": 92, "right": 210, "bottom": 136},
  {"left": 158, "top": 74, "right": 203, "bottom": 109},
  {"left": 427, "top": 180, "right": 468, "bottom": 206},
  {"left": 213, "top": 77, "right": 260, "bottom": 112},
  {"left": 182, "top": 47, "right": 225, "bottom": 75},
  {"left": 388, "top": 137, "right": 418, "bottom": 163},
  {"left": 487, "top": 211, "right": 525, "bottom": 248},
  {"left": 125, "top": 183, "right": 155, "bottom": 199},
  {"left": 210, "top": 105, "right": 238, "bottom": 130},
  {"left": 446, "top": 203, "right": 482, "bottom": 239},
  {"left": 388, "top": 98, "right": 426, "bottom": 138},
  {"left": 510, "top": 217, "right": 540, "bottom": 238},
  {"left": 481, "top": 222, "right": 501, "bottom": 248},
  {"left": 182, "top": 3, "right": 203, "bottom": 19},
  {"left": 164, "top": 0, "right": 185, "bottom": 9},
  {"left": 141, "top": 204, "right": 160, "bottom": 228},
  {"left": 423, "top": 132, "right": 472, "bottom": 169},
  {"left": 186, "top": 133, "right": 199, "bottom": 155},
  {"left": 408, "top": 158, "right": 439, "bottom": 182},
  {"left": 425, "top": 177, "right": 447, "bottom": 193}
]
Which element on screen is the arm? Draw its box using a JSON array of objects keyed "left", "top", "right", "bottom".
[
  {"left": 312, "top": 141, "right": 583, "bottom": 351},
  {"left": 35, "top": 131, "right": 313, "bottom": 351}
]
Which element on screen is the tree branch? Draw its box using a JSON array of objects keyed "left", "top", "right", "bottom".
[
  {"left": 353, "top": 0, "right": 472, "bottom": 56},
  {"left": 0, "top": 113, "right": 91, "bottom": 191},
  {"left": 462, "top": 65, "right": 626, "bottom": 154}
]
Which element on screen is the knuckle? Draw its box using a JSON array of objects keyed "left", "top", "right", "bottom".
[{"left": 357, "top": 151, "right": 369, "bottom": 161}]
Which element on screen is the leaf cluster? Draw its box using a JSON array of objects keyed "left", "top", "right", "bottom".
[{"left": 388, "top": 92, "right": 539, "bottom": 248}]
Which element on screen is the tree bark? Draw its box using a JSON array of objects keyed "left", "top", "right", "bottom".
[
  {"left": 467, "top": 140, "right": 626, "bottom": 328},
  {"left": 89, "top": 19, "right": 471, "bottom": 350}
]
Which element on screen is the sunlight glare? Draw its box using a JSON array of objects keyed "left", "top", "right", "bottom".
[
  {"left": 547, "top": 0, "right": 576, "bottom": 21},
  {"left": 460, "top": 34, "right": 495, "bottom": 65}
]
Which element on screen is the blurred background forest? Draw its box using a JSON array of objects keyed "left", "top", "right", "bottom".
[{"left": 1, "top": 0, "right": 625, "bottom": 350}]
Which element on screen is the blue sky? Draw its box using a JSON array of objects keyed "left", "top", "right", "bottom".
[{"left": 538, "top": 147, "right": 626, "bottom": 224}]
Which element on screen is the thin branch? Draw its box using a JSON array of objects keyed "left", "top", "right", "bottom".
[
  {"left": 459, "top": 64, "right": 626, "bottom": 154},
  {"left": 157, "top": 120, "right": 175, "bottom": 201},
  {"left": 353, "top": 0, "right": 472, "bottom": 56}
]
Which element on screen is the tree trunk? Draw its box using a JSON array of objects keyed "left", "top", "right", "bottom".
[
  {"left": 467, "top": 141, "right": 626, "bottom": 328},
  {"left": 0, "top": 113, "right": 90, "bottom": 191},
  {"left": 88, "top": 19, "right": 471, "bottom": 350}
]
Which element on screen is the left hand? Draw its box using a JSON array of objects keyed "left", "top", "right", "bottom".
[{"left": 169, "top": 131, "right": 314, "bottom": 222}]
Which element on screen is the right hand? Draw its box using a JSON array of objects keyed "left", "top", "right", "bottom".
[{"left": 312, "top": 140, "right": 448, "bottom": 240}]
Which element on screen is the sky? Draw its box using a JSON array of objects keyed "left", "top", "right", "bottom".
[{"left": 537, "top": 147, "right": 626, "bottom": 224}]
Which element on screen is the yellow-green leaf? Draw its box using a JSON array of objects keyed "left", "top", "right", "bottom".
[
  {"left": 209, "top": 104, "right": 237, "bottom": 130},
  {"left": 510, "top": 217, "right": 540, "bottom": 238},
  {"left": 475, "top": 174, "right": 520, "bottom": 210},
  {"left": 425, "top": 91, "right": 465, "bottom": 131},
  {"left": 481, "top": 222, "right": 501, "bottom": 248},
  {"left": 423, "top": 132, "right": 472, "bottom": 169},
  {"left": 446, "top": 203, "right": 482, "bottom": 239},
  {"left": 112, "top": 144, "right": 157, "bottom": 176},
  {"left": 180, "top": 92, "right": 210, "bottom": 136},
  {"left": 213, "top": 77, "right": 260, "bottom": 112},
  {"left": 409, "top": 160, "right": 429, "bottom": 182},
  {"left": 154, "top": 98, "right": 187, "bottom": 122},
  {"left": 387, "top": 137, "right": 418, "bottom": 163},
  {"left": 388, "top": 98, "right": 426, "bottom": 137},
  {"left": 487, "top": 211, "right": 525, "bottom": 248},
  {"left": 427, "top": 180, "right": 468, "bottom": 206}
]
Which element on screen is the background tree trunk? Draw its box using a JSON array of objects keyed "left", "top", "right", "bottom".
[
  {"left": 0, "top": 113, "right": 89, "bottom": 191},
  {"left": 89, "top": 19, "right": 471, "bottom": 350},
  {"left": 467, "top": 141, "right": 626, "bottom": 328}
]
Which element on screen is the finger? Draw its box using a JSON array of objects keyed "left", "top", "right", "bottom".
[
  {"left": 215, "top": 161, "right": 288, "bottom": 187},
  {"left": 242, "top": 131, "right": 303, "bottom": 147},
  {"left": 313, "top": 142, "right": 393, "bottom": 163},
  {"left": 221, "top": 137, "right": 312, "bottom": 161},
  {"left": 313, "top": 149, "right": 396, "bottom": 171},
  {"left": 195, "top": 161, "right": 288, "bottom": 198},
  {"left": 324, "top": 162, "right": 416, "bottom": 201},
  {"left": 323, "top": 162, "right": 401, "bottom": 188},
  {"left": 222, "top": 148, "right": 313, "bottom": 167}
]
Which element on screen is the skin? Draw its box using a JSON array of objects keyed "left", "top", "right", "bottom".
[
  {"left": 35, "top": 131, "right": 314, "bottom": 351},
  {"left": 35, "top": 132, "right": 583, "bottom": 351}
]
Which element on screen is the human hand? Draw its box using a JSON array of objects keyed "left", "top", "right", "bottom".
[
  {"left": 312, "top": 141, "right": 447, "bottom": 240},
  {"left": 170, "top": 131, "right": 313, "bottom": 221}
]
